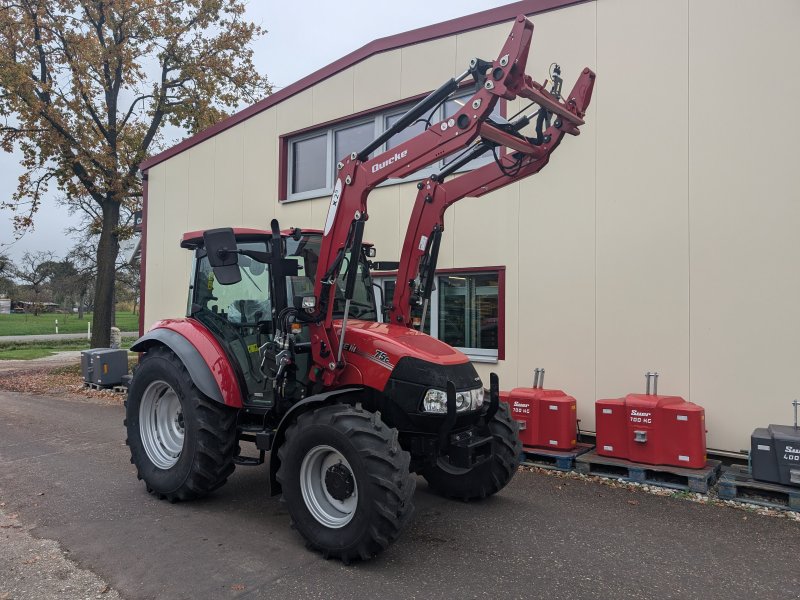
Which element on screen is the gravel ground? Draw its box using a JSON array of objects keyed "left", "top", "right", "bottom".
[{"left": 0, "top": 508, "right": 121, "bottom": 600}]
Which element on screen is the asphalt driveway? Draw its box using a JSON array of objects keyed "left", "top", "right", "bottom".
[{"left": 0, "top": 391, "right": 797, "bottom": 600}]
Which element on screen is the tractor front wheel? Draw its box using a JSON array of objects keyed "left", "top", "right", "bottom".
[
  {"left": 422, "top": 402, "right": 521, "bottom": 501},
  {"left": 276, "top": 403, "right": 415, "bottom": 563},
  {"left": 125, "top": 346, "right": 238, "bottom": 502}
]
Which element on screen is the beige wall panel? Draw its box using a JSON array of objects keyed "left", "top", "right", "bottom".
[
  {"left": 451, "top": 186, "right": 517, "bottom": 267},
  {"left": 143, "top": 164, "right": 166, "bottom": 331},
  {"left": 353, "top": 50, "right": 403, "bottom": 112},
  {"left": 455, "top": 21, "right": 508, "bottom": 75},
  {"left": 689, "top": 0, "right": 800, "bottom": 450},
  {"left": 363, "top": 186, "right": 401, "bottom": 263},
  {"left": 213, "top": 127, "right": 245, "bottom": 227},
  {"left": 400, "top": 38, "right": 456, "bottom": 98},
  {"left": 276, "top": 200, "right": 314, "bottom": 231},
  {"left": 186, "top": 140, "right": 216, "bottom": 233},
  {"left": 308, "top": 196, "right": 334, "bottom": 231},
  {"left": 243, "top": 110, "right": 279, "bottom": 224},
  {"left": 514, "top": 0, "right": 597, "bottom": 427},
  {"left": 276, "top": 89, "right": 313, "bottom": 136},
  {"left": 312, "top": 69, "right": 354, "bottom": 125},
  {"left": 158, "top": 153, "right": 192, "bottom": 325},
  {"left": 595, "top": 0, "right": 689, "bottom": 404}
]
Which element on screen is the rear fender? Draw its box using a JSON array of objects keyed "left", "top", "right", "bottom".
[
  {"left": 131, "top": 319, "right": 243, "bottom": 408},
  {"left": 268, "top": 387, "right": 364, "bottom": 496}
]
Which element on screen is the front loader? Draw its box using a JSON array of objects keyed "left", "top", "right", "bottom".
[{"left": 125, "top": 15, "right": 595, "bottom": 562}]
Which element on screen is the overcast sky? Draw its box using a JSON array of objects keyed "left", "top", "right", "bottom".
[{"left": 0, "top": 0, "right": 510, "bottom": 261}]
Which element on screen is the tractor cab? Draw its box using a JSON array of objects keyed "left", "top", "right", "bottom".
[{"left": 179, "top": 227, "right": 378, "bottom": 407}]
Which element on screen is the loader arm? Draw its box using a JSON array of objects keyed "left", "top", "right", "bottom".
[
  {"left": 389, "top": 68, "right": 595, "bottom": 327},
  {"left": 308, "top": 15, "right": 593, "bottom": 386}
]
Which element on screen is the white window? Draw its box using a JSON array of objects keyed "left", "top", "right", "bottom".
[
  {"left": 374, "top": 270, "right": 501, "bottom": 362},
  {"left": 284, "top": 91, "right": 504, "bottom": 201}
]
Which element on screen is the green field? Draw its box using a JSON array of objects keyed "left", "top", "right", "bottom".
[
  {"left": 0, "top": 337, "right": 136, "bottom": 360},
  {"left": 0, "top": 311, "right": 138, "bottom": 336}
]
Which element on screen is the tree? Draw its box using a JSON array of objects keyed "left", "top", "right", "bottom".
[
  {"left": 12, "top": 251, "right": 55, "bottom": 314},
  {"left": 0, "top": 253, "right": 16, "bottom": 298},
  {"left": 116, "top": 257, "right": 141, "bottom": 315},
  {"left": 0, "top": 1, "right": 270, "bottom": 346}
]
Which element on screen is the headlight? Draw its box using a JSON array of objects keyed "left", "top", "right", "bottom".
[{"left": 422, "top": 387, "right": 485, "bottom": 413}]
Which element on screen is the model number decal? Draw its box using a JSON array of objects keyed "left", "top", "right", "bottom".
[{"left": 324, "top": 179, "right": 343, "bottom": 235}]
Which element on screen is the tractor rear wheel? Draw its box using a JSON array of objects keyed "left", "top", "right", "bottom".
[
  {"left": 125, "top": 346, "right": 238, "bottom": 502},
  {"left": 422, "top": 402, "right": 521, "bottom": 501},
  {"left": 276, "top": 403, "right": 415, "bottom": 563}
]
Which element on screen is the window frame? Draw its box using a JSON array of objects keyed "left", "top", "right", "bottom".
[
  {"left": 286, "top": 129, "right": 333, "bottom": 201},
  {"left": 372, "top": 266, "right": 505, "bottom": 363},
  {"left": 280, "top": 90, "right": 506, "bottom": 202}
]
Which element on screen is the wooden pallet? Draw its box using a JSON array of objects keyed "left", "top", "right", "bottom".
[
  {"left": 575, "top": 450, "right": 722, "bottom": 493},
  {"left": 83, "top": 381, "right": 125, "bottom": 392},
  {"left": 717, "top": 464, "right": 800, "bottom": 511},
  {"left": 520, "top": 442, "right": 594, "bottom": 471}
]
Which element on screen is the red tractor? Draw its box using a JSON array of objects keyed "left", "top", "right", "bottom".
[{"left": 125, "top": 15, "right": 594, "bottom": 562}]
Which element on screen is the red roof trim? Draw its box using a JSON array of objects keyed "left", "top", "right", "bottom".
[{"left": 140, "top": 0, "right": 587, "bottom": 172}]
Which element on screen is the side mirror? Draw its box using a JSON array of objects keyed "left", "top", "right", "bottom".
[{"left": 203, "top": 228, "right": 241, "bottom": 285}]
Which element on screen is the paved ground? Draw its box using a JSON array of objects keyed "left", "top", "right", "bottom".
[
  {"left": 0, "top": 332, "right": 137, "bottom": 343},
  {"left": 0, "top": 391, "right": 798, "bottom": 600}
]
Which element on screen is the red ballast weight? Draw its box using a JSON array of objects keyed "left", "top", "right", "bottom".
[
  {"left": 595, "top": 372, "right": 707, "bottom": 469},
  {"left": 500, "top": 368, "right": 577, "bottom": 451}
]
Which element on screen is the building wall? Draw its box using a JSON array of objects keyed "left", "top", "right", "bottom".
[{"left": 143, "top": 0, "right": 800, "bottom": 453}]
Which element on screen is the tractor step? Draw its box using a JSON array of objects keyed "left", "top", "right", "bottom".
[
  {"left": 575, "top": 449, "right": 722, "bottom": 493},
  {"left": 717, "top": 464, "right": 800, "bottom": 511},
  {"left": 520, "top": 442, "right": 593, "bottom": 471}
]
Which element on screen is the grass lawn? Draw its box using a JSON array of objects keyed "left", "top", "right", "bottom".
[
  {"left": 0, "top": 311, "right": 138, "bottom": 336},
  {"left": 0, "top": 337, "right": 136, "bottom": 360}
]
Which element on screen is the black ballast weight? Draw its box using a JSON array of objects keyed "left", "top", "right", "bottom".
[{"left": 751, "top": 424, "right": 800, "bottom": 486}]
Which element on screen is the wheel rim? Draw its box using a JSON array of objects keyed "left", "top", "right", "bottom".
[
  {"left": 300, "top": 445, "right": 358, "bottom": 528},
  {"left": 139, "top": 380, "right": 185, "bottom": 469}
]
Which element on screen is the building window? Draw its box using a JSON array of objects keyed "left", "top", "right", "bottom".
[
  {"left": 374, "top": 267, "right": 504, "bottom": 362},
  {"left": 281, "top": 92, "right": 503, "bottom": 201},
  {"left": 290, "top": 132, "right": 329, "bottom": 197},
  {"left": 333, "top": 121, "right": 376, "bottom": 169},
  {"left": 438, "top": 273, "right": 499, "bottom": 358}
]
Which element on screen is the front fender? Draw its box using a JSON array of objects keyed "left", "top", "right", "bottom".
[
  {"left": 131, "top": 319, "right": 243, "bottom": 408},
  {"left": 268, "top": 387, "right": 364, "bottom": 496}
]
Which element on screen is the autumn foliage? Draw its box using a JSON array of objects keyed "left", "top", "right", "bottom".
[{"left": 0, "top": 0, "right": 271, "bottom": 346}]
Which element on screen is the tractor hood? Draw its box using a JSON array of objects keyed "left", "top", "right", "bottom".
[
  {"left": 339, "top": 320, "right": 469, "bottom": 369},
  {"left": 335, "top": 320, "right": 479, "bottom": 393}
]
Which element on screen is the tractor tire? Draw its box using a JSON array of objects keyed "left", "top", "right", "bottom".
[
  {"left": 276, "top": 403, "right": 415, "bottom": 563},
  {"left": 422, "top": 402, "right": 521, "bottom": 501},
  {"left": 124, "top": 345, "right": 238, "bottom": 502}
]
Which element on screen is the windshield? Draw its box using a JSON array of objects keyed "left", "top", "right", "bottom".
[{"left": 286, "top": 234, "right": 378, "bottom": 321}]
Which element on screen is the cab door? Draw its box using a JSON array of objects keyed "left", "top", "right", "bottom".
[{"left": 190, "top": 242, "right": 274, "bottom": 407}]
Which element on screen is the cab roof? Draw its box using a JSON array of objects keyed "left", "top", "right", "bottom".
[
  {"left": 179, "top": 228, "right": 373, "bottom": 249},
  {"left": 179, "top": 227, "right": 323, "bottom": 249}
]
